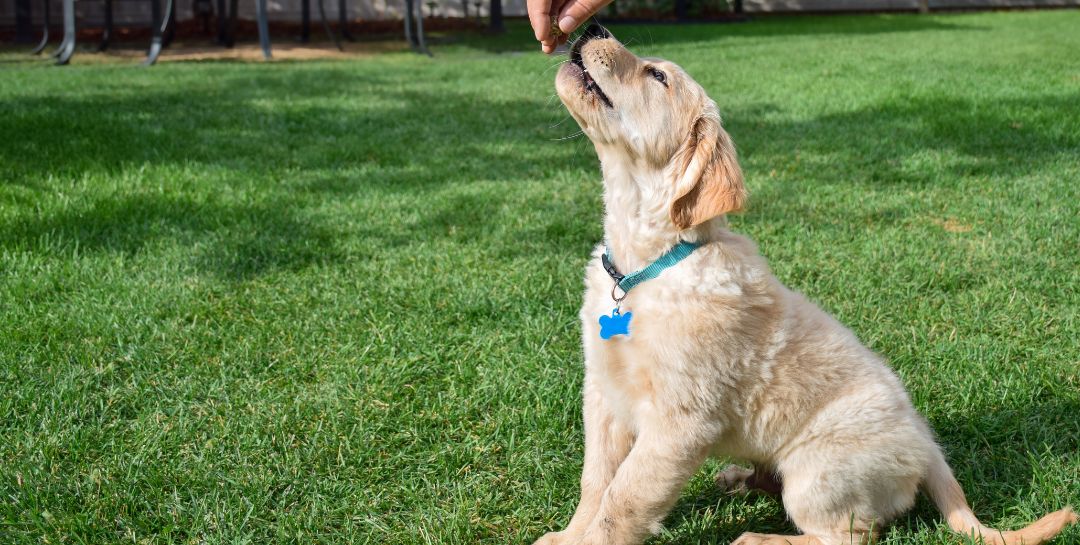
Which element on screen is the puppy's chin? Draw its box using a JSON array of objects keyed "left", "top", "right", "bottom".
[{"left": 558, "top": 59, "right": 585, "bottom": 87}]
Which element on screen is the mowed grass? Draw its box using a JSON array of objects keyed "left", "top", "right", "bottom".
[{"left": 2, "top": 11, "right": 1079, "bottom": 544}]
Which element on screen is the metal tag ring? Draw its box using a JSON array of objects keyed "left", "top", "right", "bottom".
[{"left": 611, "top": 282, "right": 627, "bottom": 303}]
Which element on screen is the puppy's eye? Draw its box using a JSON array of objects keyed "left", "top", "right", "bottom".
[{"left": 649, "top": 68, "right": 668, "bottom": 87}]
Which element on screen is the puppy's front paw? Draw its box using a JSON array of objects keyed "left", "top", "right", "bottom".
[
  {"left": 730, "top": 532, "right": 771, "bottom": 545},
  {"left": 532, "top": 531, "right": 568, "bottom": 545},
  {"left": 714, "top": 464, "right": 754, "bottom": 495}
]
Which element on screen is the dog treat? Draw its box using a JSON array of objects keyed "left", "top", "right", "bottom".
[{"left": 549, "top": 16, "right": 563, "bottom": 37}]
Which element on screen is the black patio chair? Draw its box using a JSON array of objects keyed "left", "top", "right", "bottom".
[
  {"left": 26, "top": 0, "right": 176, "bottom": 65},
  {"left": 37, "top": 0, "right": 274, "bottom": 64}
]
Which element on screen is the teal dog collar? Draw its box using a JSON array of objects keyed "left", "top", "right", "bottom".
[{"left": 598, "top": 241, "right": 702, "bottom": 339}]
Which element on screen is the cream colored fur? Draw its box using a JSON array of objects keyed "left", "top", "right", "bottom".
[{"left": 535, "top": 25, "right": 1077, "bottom": 545}]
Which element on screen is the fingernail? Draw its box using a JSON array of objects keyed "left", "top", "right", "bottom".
[{"left": 559, "top": 16, "right": 577, "bottom": 34}]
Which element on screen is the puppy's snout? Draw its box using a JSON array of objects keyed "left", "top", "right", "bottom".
[
  {"left": 587, "top": 43, "right": 618, "bottom": 70},
  {"left": 569, "top": 23, "right": 616, "bottom": 63},
  {"left": 571, "top": 27, "right": 627, "bottom": 79}
]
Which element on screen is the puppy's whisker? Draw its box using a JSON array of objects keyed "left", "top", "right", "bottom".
[
  {"left": 533, "top": 59, "right": 572, "bottom": 85},
  {"left": 549, "top": 114, "right": 573, "bottom": 129},
  {"left": 551, "top": 130, "right": 584, "bottom": 141},
  {"left": 541, "top": 55, "right": 569, "bottom": 66},
  {"left": 547, "top": 111, "right": 569, "bottom": 133},
  {"left": 546, "top": 99, "right": 567, "bottom": 116},
  {"left": 627, "top": 28, "right": 647, "bottom": 57},
  {"left": 571, "top": 126, "right": 590, "bottom": 165},
  {"left": 537, "top": 59, "right": 570, "bottom": 74},
  {"left": 536, "top": 55, "right": 569, "bottom": 72},
  {"left": 546, "top": 102, "right": 567, "bottom": 121}
]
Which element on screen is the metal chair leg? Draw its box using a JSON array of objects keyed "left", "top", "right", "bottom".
[
  {"left": 215, "top": 0, "right": 228, "bottom": 44},
  {"left": 413, "top": 0, "right": 431, "bottom": 57},
  {"left": 54, "top": 0, "right": 76, "bottom": 65},
  {"left": 140, "top": 0, "right": 172, "bottom": 66},
  {"left": 338, "top": 0, "right": 354, "bottom": 41},
  {"left": 28, "top": 0, "right": 50, "bottom": 55},
  {"left": 257, "top": 0, "right": 272, "bottom": 58},
  {"left": 403, "top": 0, "right": 420, "bottom": 53},
  {"left": 99, "top": 0, "right": 113, "bottom": 51},
  {"left": 225, "top": 0, "right": 238, "bottom": 47},
  {"left": 299, "top": 0, "right": 310, "bottom": 42},
  {"left": 46, "top": 36, "right": 66, "bottom": 58},
  {"left": 162, "top": 0, "right": 176, "bottom": 48},
  {"left": 317, "top": 0, "right": 343, "bottom": 51}
]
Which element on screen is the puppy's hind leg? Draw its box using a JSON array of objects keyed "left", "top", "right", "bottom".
[
  {"left": 749, "top": 428, "right": 923, "bottom": 545},
  {"left": 716, "top": 465, "right": 783, "bottom": 496},
  {"left": 728, "top": 468, "right": 877, "bottom": 545},
  {"left": 715, "top": 465, "right": 754, "bottom": 494}
]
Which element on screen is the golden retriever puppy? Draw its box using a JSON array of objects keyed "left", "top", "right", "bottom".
[{"left": 536, "top": 24, "right": 1076, "bottom": 545}]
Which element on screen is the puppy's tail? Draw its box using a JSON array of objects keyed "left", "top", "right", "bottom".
[{"left": 922, "top": 449, "right": 1077, "bottom": 545}]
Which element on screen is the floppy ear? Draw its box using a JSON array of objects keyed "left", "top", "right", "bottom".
[{"left": 667, "top": 107, "right": 746, "bottom": 230}]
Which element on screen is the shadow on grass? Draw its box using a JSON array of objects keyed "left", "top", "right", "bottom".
[
  {"left": 0, "top": 67, "right": 602, "bottom": 277},
  {"left": 731, "top": 93, "right": 1080, "bottom": 189},
  {"left": 2, "top": 70, "right": 1077, "bottom": 279},
  {"left": 603, "top": 13, "right": 982, "bottom": 48},
  {"left": 2, "top": 54, "right": 1077, "bottom": 280}
]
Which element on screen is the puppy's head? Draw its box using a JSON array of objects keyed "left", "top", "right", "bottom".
[{"left": 556, "top": 25, "right": 745, "bottom": 230}]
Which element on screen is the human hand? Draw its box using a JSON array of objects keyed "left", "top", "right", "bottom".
[{"left": 528, "top": 0, "right": 614, "bottom": 54}]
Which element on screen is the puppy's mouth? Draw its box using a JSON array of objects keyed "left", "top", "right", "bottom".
[{"left": 569, "top": 26, "right": 613, "bottom": 109}]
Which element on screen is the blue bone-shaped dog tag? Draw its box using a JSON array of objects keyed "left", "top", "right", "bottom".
[{"left": 599, "top": 309, "right": 632, "bottom": 339}]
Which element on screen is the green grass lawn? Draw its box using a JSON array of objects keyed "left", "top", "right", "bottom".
[{"left": 2, "top": 11, "right": 1079, "bottom": 545}]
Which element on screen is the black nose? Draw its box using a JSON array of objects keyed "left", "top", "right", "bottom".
[
  {"left": 581, "top": 23, "right": 614, "bottom": 41},
  {"left": 570, "top": 23, "right": 614, "bottom": 58}
]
